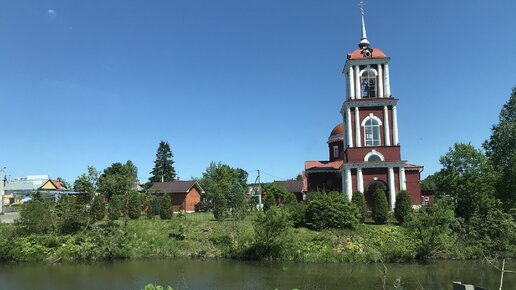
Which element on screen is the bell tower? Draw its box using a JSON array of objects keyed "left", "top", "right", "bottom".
[{"left": 339, "top": 2, "right": 422, "bottom": 210}]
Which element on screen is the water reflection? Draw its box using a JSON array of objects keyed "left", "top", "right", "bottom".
[{"left": 0, "top": 259, "right": 514, "bottom": 290}]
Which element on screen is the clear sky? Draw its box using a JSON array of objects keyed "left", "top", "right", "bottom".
[{"left": 1, "top": 0, "right": 515, "bottom": 184}]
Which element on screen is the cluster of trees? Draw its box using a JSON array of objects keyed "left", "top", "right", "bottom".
[
  {"left": 197, "top": 162, "right": 249, "bottom": 221},
  {"left": 415, "top": 88, "right": 516, "bottom": 258}
]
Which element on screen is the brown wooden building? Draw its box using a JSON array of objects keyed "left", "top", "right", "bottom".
[{"left": 149, "top": 181, "right": 204, "bottom": 212}]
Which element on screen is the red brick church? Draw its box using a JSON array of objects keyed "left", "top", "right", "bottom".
[{"left": 304, "top": 6, "right": 423, "bottom": 210}]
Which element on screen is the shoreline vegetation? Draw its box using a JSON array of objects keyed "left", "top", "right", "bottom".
[{"left": 0, "top": 206, "right": 514, "bottom": 265}]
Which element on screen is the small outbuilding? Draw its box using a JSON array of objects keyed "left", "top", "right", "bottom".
[{"left": 149, "top": 181, "right": 204, "bottom": 212}]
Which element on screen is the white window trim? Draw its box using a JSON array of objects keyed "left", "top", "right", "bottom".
[
  {"left": 364, "top": 150, "right": 385, "bottom": 162},
  {"left": 333, "top": 145, "right": 339, "bottom": 158},
  {"left": 359, "top": 67, "right": 378, "bottom": 77},
  {"left": 361, "top": 114, "right": 383, "bottom": 126}
]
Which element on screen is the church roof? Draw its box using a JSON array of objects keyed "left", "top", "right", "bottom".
[
  {"left": 328, "top": 123, "right": 344, "bottom": 143},
  {"left": 347, "top": 48, "right": 387, "bottom": 60},
  {"left": 330, "top": 123, "right": 344, "bottom": 137},
  {"left": 305, "top": 160, "right": 343, "bottom": 171}
]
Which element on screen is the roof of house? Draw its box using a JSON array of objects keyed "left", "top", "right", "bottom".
[
  {"left": 273, "top": 180, "right": 305, "bottom": 193},
  {"left": 305, "top": 160, "right": 343, "bottom": 171},
  {"left": 149, "top": 180, "right": 205, "bottom": 194}
]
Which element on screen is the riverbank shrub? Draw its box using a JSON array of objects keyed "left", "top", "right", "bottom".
[
  {"left": 394, "top": 190, "right": 413, "bottom": 224},
  {"left": 17, "top": 195, "right": 54, "bottom": 235},
  {"left": 405, "top": 197, "right": 458, "bottom": 260},
  {"left": 352, "top": 191, "right": 367, "bottom": 223},
  {"left": 306, "top": 191, "right": 360, "bottom": 230},
  {"left": 56, "top": 196, "right": 87, "bottom": 235},
  {"left": 372, "top": 188, "right": 388, "bottom": 224},
  {"left": 248, "top": 207, "right": 292, "bottom": 259}
]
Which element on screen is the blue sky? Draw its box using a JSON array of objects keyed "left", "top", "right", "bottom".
[{"left": 1, "top": 0, "right": 515, "bottom": 184}]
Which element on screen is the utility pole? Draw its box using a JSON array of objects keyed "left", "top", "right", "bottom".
[
  {"left": 0, "top": 167, "right": 5, "bottom": 214},
  {"left": 254, "top": 170, "right": 263, "bottom": 210}
]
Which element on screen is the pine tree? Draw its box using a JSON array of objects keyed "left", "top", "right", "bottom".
[
  {"left": 149, "top": 141, "right": 177, "bottom": 183},
  {"left": 372, "top": 188, "right": 389, "bottom": 224},
  {"left": 394, "top": 190, "right": 413, "bottom": 224}
]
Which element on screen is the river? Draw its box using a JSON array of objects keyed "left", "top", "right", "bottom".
[{"left": 0, "top": 259, "right": 514, "bottom": 290}]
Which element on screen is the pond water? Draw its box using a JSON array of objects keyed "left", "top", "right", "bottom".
[{"left": 0, "top": 259, "right": 514, "bottom": 290}]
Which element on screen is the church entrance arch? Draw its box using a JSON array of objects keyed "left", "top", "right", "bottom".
[{"left": 366, "top": 180, "right": 388, "bottom": 209}]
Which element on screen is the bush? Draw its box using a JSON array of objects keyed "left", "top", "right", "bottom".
[
  {"left": 127, "top": 191, "right": 141, "bottom": 220},
  {"left": 17, "top": 194, "right": 54, "bottom": 235},
  {"left": 286, "top": 202, "right": 307, "bottom": 227},
  {"left": 351, "top": 191, "right": 367, "bottom": 223},
  {"left": 56, "top": 195, "right": 87, "bottom": 235},
  {"left": 160, "top": 194, "right": 172, "bottom": 219},
  {"left": 405, "top": 197, "right": 458, "bottom": 260},
  {"left": 306, "top": 191, "right": 360, "bottom": 230},
  {"left": 250, "top": 206, "right": 293, "bottom": 259},
  {"left": 394, "top": 190, "right": 413, "bottom": 224},
  {"left": 90, "top": 195, "right": 105, "bottom": 221},
  {"left": 108, "top": 195, "right": 122, "bottom": 220},
  {"left": 372, "top": 188, "right": 389, "bottom": 224}
]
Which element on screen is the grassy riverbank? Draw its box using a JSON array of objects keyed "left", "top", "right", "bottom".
[{"left": 0, "top": 212, "right": 482, "bottom": 264}]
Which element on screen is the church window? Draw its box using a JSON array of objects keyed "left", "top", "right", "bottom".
[
  {"left": 361, "top": 69, "right": 377, "bottom": 98},
  {"left": 333, "top": 145, "right": 339, "bottom": 158},
  {"left": 363, "top": 116, "right": 381, "bottom": 146},
  {"left": 368, "top": 154, "right": 382, "bottom": 162}
]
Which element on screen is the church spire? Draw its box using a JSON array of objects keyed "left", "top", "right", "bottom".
[{"left": 358, "top": 1, "right": 370, "bottom": 48}]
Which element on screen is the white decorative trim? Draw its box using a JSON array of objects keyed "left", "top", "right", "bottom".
[
  {"left": 361, "top": 114, "right": 382, "bottom": 126},
  {"left": 359, "top": 68, "right": 378, "bottom": 77},
  {"left": 364, "top": 150, "right": 385, "bottom": 161},
  {"left": 327, "top": 134, "right": 344, "bottom": 144}
]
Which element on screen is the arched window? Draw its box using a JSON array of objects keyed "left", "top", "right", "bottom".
[
  {"left": 361, "top": 69, "right": 377, "bottom": 98},
  {"left": 368, "top": 154, "right": 382, "bottom": 162},
  {"left": 362, "top": 116, "right": 382, "bottom": 146},
  {"left": 364, "top": 150, "right": 385, "bottom": 162}
]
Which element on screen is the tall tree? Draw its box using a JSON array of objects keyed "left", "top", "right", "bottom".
[
  {"left": 98, "top": 161, "right": 138, "bottom": 199},
  {"left": 74, "top": 166, "right": 100, "bottom": 201},
  {"left": 436, "top": 143, "right": 496, "bottom": 221},
  {"left": 483, "top": 87, "right": 516, "bottom": 211},
  {"left": 149, "top": 141, "right": 176, "bottom": 183}
]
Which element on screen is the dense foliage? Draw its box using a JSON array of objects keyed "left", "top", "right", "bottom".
[
  {"left": 90, "top": 195, "right": 105, "bottom": 221},
  {"left": 98, "top": 161, "right": 138, "bottom": 199},
  {"left": 306, "top": 191, "right": 360, "bottom": 230},
  {"left": 149, "top": 141, "right": 177, "bottom": 183},
  {"left": 160, "top": 194, "right": 173, "bottom": 220},
  {"left": 16, "top": 193, "right": 54, "bottom": 235},
  {"left": 371, "top": 188, "right": 388, "bottom": 224},
  {"left": 394, "top": 190, "right": 413, "bottom": 224},
  {"left": 483, "top": 87, "right": 516, "bottom": 211},
  {"left": 127, "top": 191, "right": 141, "bottom": 220},
  {"left": 197, "top": 162, "right": 248, "bottom": 220},
  {"left": 351, "top": 191, "right": 367, "bottom": 222}
]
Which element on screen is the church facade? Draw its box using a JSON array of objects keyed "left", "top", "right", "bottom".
[{"left": 304, "top": 8, "right": 423, "bottom": 210}]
